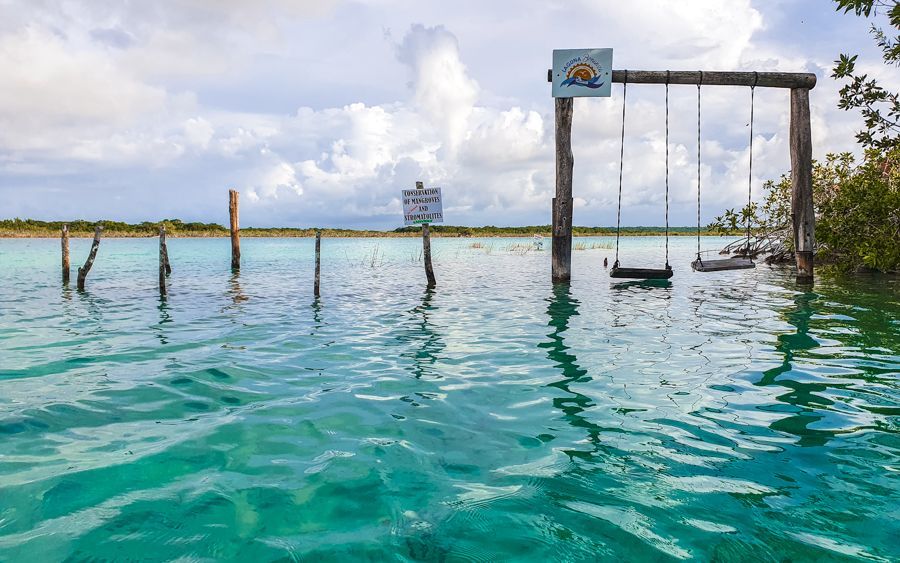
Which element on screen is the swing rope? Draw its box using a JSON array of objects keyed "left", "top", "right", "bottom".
[
  {"left": 696, "top": 71, "right": 702, "bottom": 261},
  {"left": 746, "top": 72, "right": 758, "bottom": 258},
  {"left": 665, "top": 71, "right": 670, "bottom": 268},
  {"left": 614, "top": 71, "right": 628, "bottom": 267}
]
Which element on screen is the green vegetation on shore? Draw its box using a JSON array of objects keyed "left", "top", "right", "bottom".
[
  {"left": 0, "top": 218, "right": 718, "bottom": 238},
  {"left": 712, "top": 1, "right": 900, "bottom": 273},
  {"left": 712, "top": 149, "right": 900, "bottom": 273}
]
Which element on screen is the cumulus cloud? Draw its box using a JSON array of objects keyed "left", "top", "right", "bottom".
[
  {"left": 0, "top": 27, "right": 170, "bottom": 153},
  {"left": 601, "top": 0, "right": 764, "bottom": 67},
  {"left": 237, "top": 25, "right": 559, "bottom": 226},
  {"left": 396, "top": 24, "right": 479, "bottom": 155}
]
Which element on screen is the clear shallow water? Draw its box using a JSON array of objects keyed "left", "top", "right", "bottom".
[{"left": 0, "top": 236, "right": 898, "bottom": 561}]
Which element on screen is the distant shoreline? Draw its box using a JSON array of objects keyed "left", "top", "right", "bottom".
[
  {"left": 0, "top": 220, "right": 724, "bottom": 238},
  {"left": 0, "top": 231, "right": 723, "bottom": 239}
]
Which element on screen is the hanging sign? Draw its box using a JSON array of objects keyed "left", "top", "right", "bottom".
[
  {"left": 551, "top": 49, "right": 613, "bottom": 98},
  {"left": 402, "top": 187, "right": 443, "bottom": 225}
]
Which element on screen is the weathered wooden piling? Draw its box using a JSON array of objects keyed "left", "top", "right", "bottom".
[
  {"left": 229, "top": 189, "right": 241, "bottom": 270},
  {"left": 416, "top": 181, "right": 437, "bottom": 287},
  {"left": 314, "top": 230, "right": 321, "bottom": 298},
  {"left": 552, "top": 97, "right": 574, "bottom": 283},
  {"left": 162, "top": 227, "right": 172, "bottom": 276},
  {"left": 790, "top": 88, "right": 815, "bottom": 284},
  {"left": 61, "top": 225, "right": 70, "bottom": 284},
  {"left": 77, "top": 225, "right": 102, "bottom": 291},
  {"left": 159, "top": 225, "right": 169, "bottom": 296}
]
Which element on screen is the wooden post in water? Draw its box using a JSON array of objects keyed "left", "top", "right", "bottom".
[
  {"left": 61, "top": 224, "right": 70, "bottom": 284},
  {"left": 314, "top": 230, "right": 321, "bottom": 298},
  {"left": 77, "top": 225, "right": 102, "bottom": 291},
  {"left": 159, "top": 225, "right": 169, "bottom": 296},
  {"left": 552, "top": 97, "right": 574, "bottom": 283},
  {"left": 790, "top": 88, "right": 815, "bottom": 284},
  {"left": 228, "top": 189, "right": 241, "bottom": 270},
  {"left": 417, "top": 181, "right": 437, "bottom": 288}
]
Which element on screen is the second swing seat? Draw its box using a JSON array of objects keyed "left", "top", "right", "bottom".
[
  {"left": 691, "top": 257, "right": 755, "bottom": 272},
  {"left": 610, "top": 265, "right": 674, "bottom": 280}
]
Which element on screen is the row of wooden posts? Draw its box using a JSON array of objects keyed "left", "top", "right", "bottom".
[
  {"left": 61, "top": 224, "right": 101, "bottom": 291},
  {"left": 61, "top": 183, "right": 438, "bottom": 295},
  {"left": 57, "top": 69, "right": 819, "bottom": 291}
]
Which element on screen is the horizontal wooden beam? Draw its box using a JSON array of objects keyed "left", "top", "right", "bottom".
[{"left": 547, "top": 69, "right": 816, "bottom": 89}]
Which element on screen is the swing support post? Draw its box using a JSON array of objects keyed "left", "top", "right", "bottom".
[
  {"left": 790, "top": 88, "right": 815, "bottom": 284},
  {"left": 552, "top": 97, "right": 574, "bottom": 283}
]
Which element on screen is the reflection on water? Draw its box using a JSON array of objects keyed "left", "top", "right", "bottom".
[
  {"left": 611, "top": 279, "right": 673, "bottom": 291},
  {"left": 540, "top": 284, "right": 592, "bottom": 437},
  {"left": 227, "top": 271, "right": 248, "bottom": 306},
  {"left": 0, "top": 237, "right": 897, "bottom": 561},
  {"left": 155, "top": 299, "right": 173, "bottom": 346},
  {"left": 400, "top": 287, "right": 444, "bottom": 381},
  {"left": 311, "top": 297, "right": 324, "bottom": 333},
  {"left": 758, "top": 291, "right": 828, "bottom": 447},
  {"left": 542, "top": 283, "right": 587, "bottom": 382}
]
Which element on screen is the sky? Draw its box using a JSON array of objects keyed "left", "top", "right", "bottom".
[{"left": 0, "top": 0, "right": 896, "bottom": 229}]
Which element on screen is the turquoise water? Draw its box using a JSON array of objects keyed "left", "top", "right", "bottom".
[{"left": 0, "top": 236, "right": 898, "bottom": 561}]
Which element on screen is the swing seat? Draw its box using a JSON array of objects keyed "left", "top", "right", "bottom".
[
  {"left": 691, "top": 257, "right": 755, "bottom": 272},
  {"left": 610, "top": 265, "right": 674, "bottom": 280}
]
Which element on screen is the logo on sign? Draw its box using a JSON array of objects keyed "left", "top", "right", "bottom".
[{"left": 561, "top": 54, "right": 605, "bottom": 90}]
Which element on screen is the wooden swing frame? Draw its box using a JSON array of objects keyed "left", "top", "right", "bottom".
[{"left": 549, "top": 69, "right": 816, "bottom": 284}]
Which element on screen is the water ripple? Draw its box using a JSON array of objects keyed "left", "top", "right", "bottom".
[{"left": 0, "top": 237, "right": 898, "bottom": 560}]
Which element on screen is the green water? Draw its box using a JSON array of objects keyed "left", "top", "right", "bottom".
[{"left": 0, "top": 237, "right": 898, "bottom": 561}]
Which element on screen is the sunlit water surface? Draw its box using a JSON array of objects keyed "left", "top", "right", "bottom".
[{"left": 0, "top": 236, "right": 898, "bottom": 561}]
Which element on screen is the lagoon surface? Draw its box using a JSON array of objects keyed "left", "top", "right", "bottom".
[{"left": 0, "top": 236, "right": 898, "bottom": 561}]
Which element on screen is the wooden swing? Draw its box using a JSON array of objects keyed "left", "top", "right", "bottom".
[
  {"left": 610, "top": 71, "right": 673, "bottom": 280},
  {"left": 692, "top": 72, "right": 758, "bottom": 273}
]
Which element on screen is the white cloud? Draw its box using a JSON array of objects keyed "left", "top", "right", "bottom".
[
  {"left": 0, "top": 0, "right": 883, "bottom": 227},
  {"left": 0, "top": 27, "right": 169, "bottom": 152},
  {"left": 254, "top": 161, "right": 302, "bottom": 199},
  {"left": 595, "top": 0, "right": 764, "bottom": 68},
  {"left": 396, "top": 24, "right": 479, "bottom": 155},
  {"left": 184, "top": 118, "right": 215, "bottom": 149}
]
